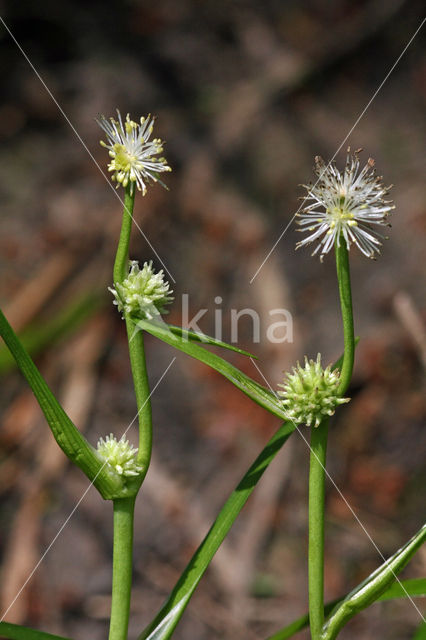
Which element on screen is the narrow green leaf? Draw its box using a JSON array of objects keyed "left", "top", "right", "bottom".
[
  {"left": 266, "top": 600, "right": 339, "bottom": 640},
  {"left": 164, "top": 323, "right": 255, "bottom": 357},
  {"left": 0, "top": 309, "right": 123, "bottom": 500},
  {"left": 0, "top": 621, "right": 72, "bottom": 640},
  {"left": 412, "top": 621, "right": 426, "bottom": 640},
  {"left": 266, "top": 577, "right": 426, "bottom": 640},
  {"left": 378, "top": 577, "right": 426, "bottom": 601},
  {"left": 134, "top": 318, "right": 288, "bottom": 421},
  {"left": 321, "top": 523, "right": 426, "bottom": 640},
  {"left": 135, "top": 322, "right": 357, "bottom": 423},
  {"left": 138, "top": 421, "right": 296, "bottom": 640},
  {"left": 0, "top": 293, "right": 101, "bottom": 375}
]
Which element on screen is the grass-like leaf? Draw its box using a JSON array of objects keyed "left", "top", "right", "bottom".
[
  {"left": 321, "top": 523, "right": 426, "bottom": 640},
  {"left": 163, "top": 323, "right": 255, "bottom": 357},
  {"left": 266, "top": 577, "right": 426, "bottom": 640},
  {"left": 413, "top": 621, "right": 426, "bottom": 639},
  {"left": 0, "top": 293, "right": 101, "bottom": 375},
  {"left": 266, "top": 600, "right": 339, "bottom": 640},
  {"left": 0, "top": 621, "right": 72, "bottom": 640},
  {"left": 133, "top": 318, "right": 287, "bottom": 420},
  {"left": 138, "top": 420, "right": 296, "bottom": 640},
  {"left": 377, "top": 577, "right": 426, "bottom": 601},
  {"left": 0, "top": 309, "right": 123, "bottom": 499}
]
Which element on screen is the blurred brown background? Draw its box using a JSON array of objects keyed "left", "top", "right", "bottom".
[{"left": 0, "top": 1, "right": 425, "bottom": 639}]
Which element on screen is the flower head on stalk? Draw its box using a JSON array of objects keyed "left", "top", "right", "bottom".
[
  {"left": 97, "top": 111, "right": 171, "bottom": 195},
  {"left": 97, "top": 434, "right": 143, "bottom": 477},
  {"left": 296, "top": 150, "right": 394, "bottom": 260},
  {"left": 278, "top": 354, "right": 350, "bottom": 428},
  {"left": 109, "top": 260, "right": 173, "bottom": 320}
]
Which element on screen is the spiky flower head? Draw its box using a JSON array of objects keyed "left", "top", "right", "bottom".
[
  {"left": 296, "top": 150, "right": 394, "bottom": 260},
  {"left": 97, "top": 110, "right": 171, "bottom": 195},
  {"left": 97, "top": 434, "right": 143, "bottom": 477},
  {"left": 277, "top": 354, "right": 350, "bottom": 428},
  {"left": 109, "top": 260, "right": 173, "bottom": 320}
]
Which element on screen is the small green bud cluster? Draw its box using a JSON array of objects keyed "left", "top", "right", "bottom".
[
  {"left": 109, "top": 260, "right": 173, "bottom": 320},
  {"left": 97, "top": 434, "right": 143, "bottom": 477},
  {"left": 278, "top": 354, "right": 350, "bottom": 428}
]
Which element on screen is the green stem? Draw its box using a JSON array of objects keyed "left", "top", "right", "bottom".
[
  {"left": 109, "top": 497, "right": 136, "bottom": 640},
  {"left": 108, "top": 184, "right": 153, "bottom": 638},
  {"left": 125, "top": 317, "right": 152, "bottom": 471},
  {"left": 335, "top": 240, "right": 355, "bottom": 396},
  {"left": 112, "top": 185, "right": 153, "bottom": 471},
  {"left": 308, "top": 418, "right": 329, "bottom": 639},
  {"left": 113, "top": 186, "right": 136, "bottom": 285},
  {"left": 308, "top": 239, "right": 355, "bottom": 639}
]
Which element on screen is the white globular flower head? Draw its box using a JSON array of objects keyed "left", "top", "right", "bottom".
[
  {"left": 97, "top": 110, "right": 171, "bottom": 195},
  {"left": 277, "top": 354, "right": 350, "bottom": 428},
  {"left": 109, "top": 260, "right": 173, "bottom": 320},
  {"left": 296, "top": 150, "right": 394, "bottom": 260},
  {"left": 97, "top": 434, "right": 143, "bottom": 477}
]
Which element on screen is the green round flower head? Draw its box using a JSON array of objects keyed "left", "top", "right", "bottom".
[
  {"left": 97, "top": 434, "right": 143, "bottom": 477},
  {"left": 278, "top": 354, "right": 350, "bottom": 428},
  {"left": 109, "top": 260, "right": 173, "bottom": 320}
]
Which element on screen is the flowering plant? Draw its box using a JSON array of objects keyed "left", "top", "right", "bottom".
[{"left": 0, "top": 113, "right": 424, "bottom": 640}]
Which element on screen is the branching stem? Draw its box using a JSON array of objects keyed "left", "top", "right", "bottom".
[{"left": 108, "top": 185, "right": 153, "bottom": 639}]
